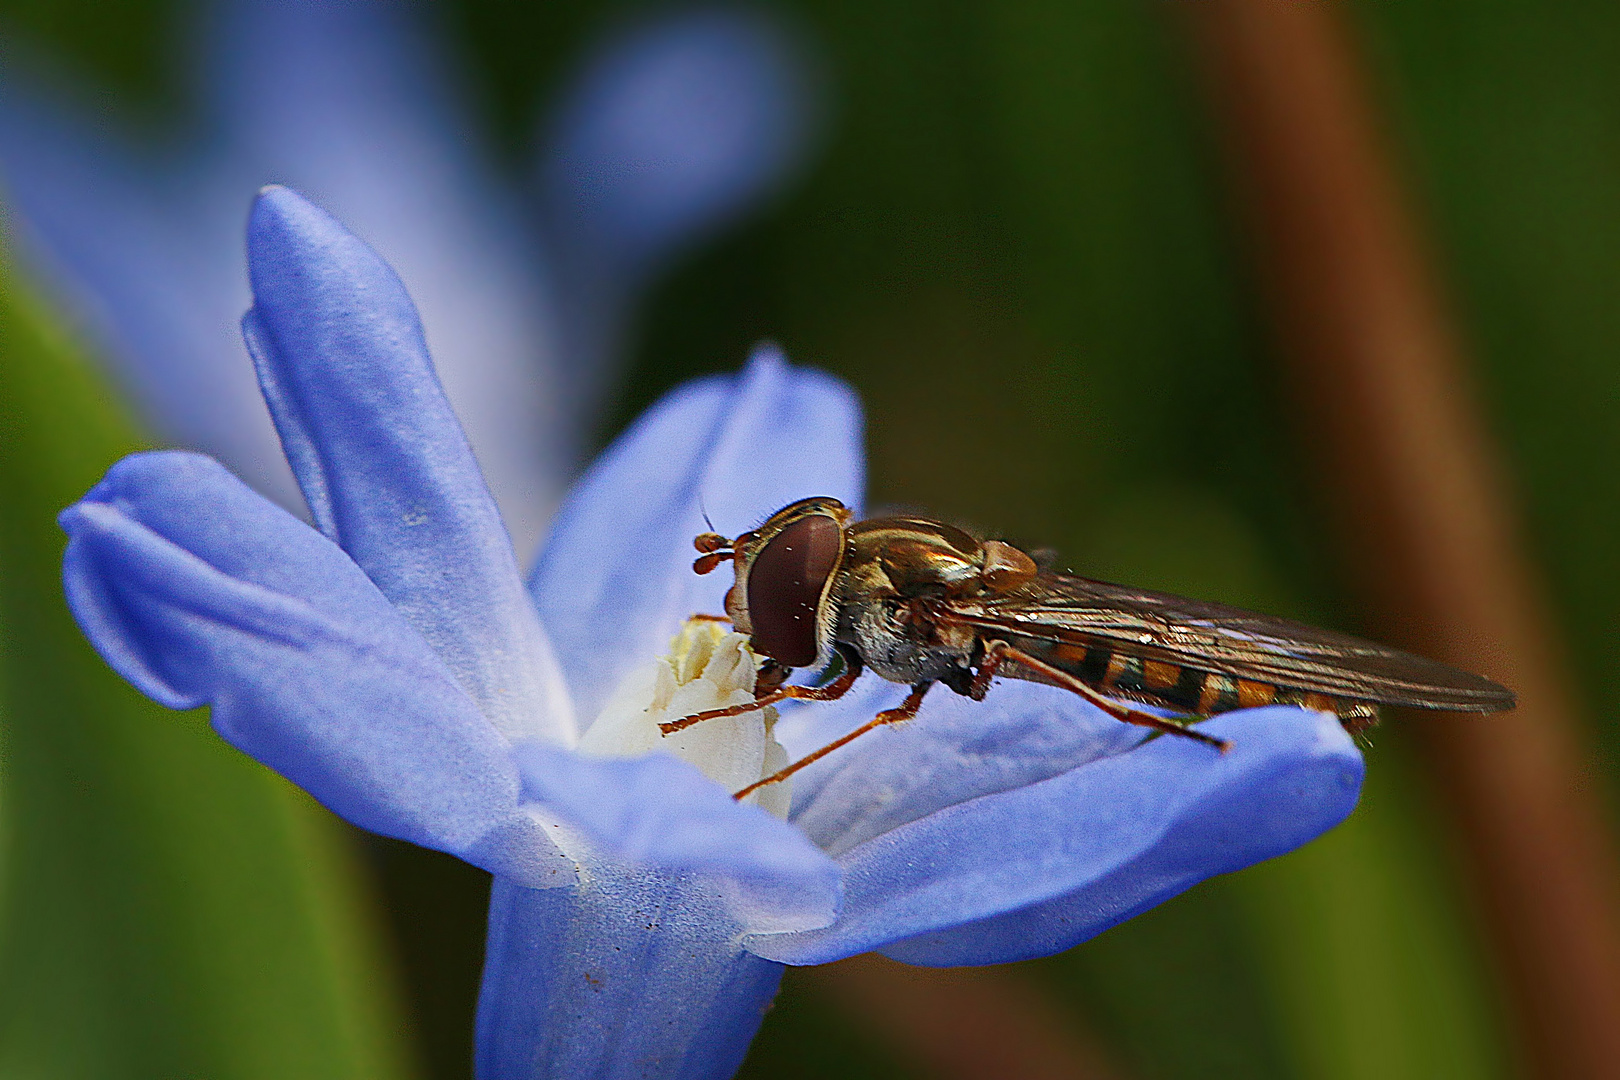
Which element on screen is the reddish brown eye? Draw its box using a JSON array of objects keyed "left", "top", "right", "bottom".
[{"left": 746, "top": 514, "right": 842, "bottom": 667}]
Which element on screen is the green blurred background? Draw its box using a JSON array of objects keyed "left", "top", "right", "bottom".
[{"left": 3, "top": 1, "right": 1618, "bottom": 1077}]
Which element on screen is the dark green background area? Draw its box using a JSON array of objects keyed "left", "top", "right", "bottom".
[{"left": 4, "top": 1, "right": 1617, "bottom": 1078}]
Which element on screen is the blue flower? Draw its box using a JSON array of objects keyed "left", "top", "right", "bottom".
[
  {"left": 0, "top": 0, "right": 812, "bottom": 558},
  {"left": 59, "top": 188, "right": 1363, "bottom": 1079}
]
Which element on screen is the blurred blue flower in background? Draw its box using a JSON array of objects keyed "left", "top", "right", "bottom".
[
  {"left": 0, "top": 0, "right": 813, "bottom": 558},
  {"left": 59, "top": 188, "right": 1363, "bottom": 1079}
]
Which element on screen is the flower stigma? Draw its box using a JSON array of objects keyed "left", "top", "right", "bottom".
[{"left": 580, "top": 618, "right": 791, "bottom": 818}]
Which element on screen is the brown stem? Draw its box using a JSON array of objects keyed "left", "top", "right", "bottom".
[{"left": 1183, "top": 3, "right": 1620, "bottom": 1075}]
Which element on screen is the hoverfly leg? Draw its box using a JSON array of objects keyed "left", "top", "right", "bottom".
[
  {"left": 659, "top": 647, "right": 865, "bottom": 735},
  {"left": 986, "top": 641, "right": 1232, "bottom": 753},
  {"left": 966, "top": 641, "right": 1010, "bottom": 701},
  {"left": 687, "top": 612, "right": 732, "bottom": 624},
  {"left": 755, "top": 658, "right": 791, "bottom": 696},
  {"left": 734, "top": 681, "right": 933, "bottom": 801}
]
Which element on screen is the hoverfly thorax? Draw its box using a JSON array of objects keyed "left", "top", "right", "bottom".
[
  {"left": 692, "top": 496, "right": 853, "bottom": 669},
  {"left": 841, "top": 517, "right": 1037, "bottom": 598}
]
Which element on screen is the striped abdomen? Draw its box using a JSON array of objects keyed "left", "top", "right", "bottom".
[{"left": 1005, "top": 635, "right": 1380, "bottom": 734}]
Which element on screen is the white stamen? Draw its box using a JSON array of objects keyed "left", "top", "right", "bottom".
[{"left": 580, "top": 618, "right": 790, "bottom": 817}]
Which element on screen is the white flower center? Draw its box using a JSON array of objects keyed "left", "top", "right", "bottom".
[{"left": 579, "top": 618, "right": 791, "bottom": 818}]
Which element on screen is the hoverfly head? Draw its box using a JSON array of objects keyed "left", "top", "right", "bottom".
[{"left": 693, "top": 497, "right": 851, "bottom": 670}]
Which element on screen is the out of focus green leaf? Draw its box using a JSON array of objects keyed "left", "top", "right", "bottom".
[
  {"left": 0, "top": 251, "right": 416, "bottom": 1079},
  {"left": 1232, "top": 742, "right": 1505, "bottom": 1080}
]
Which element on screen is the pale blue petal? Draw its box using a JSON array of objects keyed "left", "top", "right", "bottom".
[
  {"left": 747, "top": 708, "right": 1363, "bottom": 965},
  {"left": 244, "top": 187, "right": 572, "bottom": 744},
  {"left": 540, "top": 8, "right": 814, "bottom": 282},
  {"left": 206, "top": 0, "right": 570, "bottom": 554},
  {"left": 0, "top": 71, "right": 297, "bottom": 505},
  {"left": 476, "top": 874, "right": 783, "bottom": 1080},
  {"left": 514, "top": 743, "right": 840, "bottom": 934},
  {"left": 530, "top": 345, "right": 863, "bottom": 726},
  {"left": 535, "top": 10, "right": 817, "bottom": 431},
  {"left": 57, "top": 452, "right": 569, "bottom": 886},
  {"left": 782, "top": 679, "right": 1147, "bottom": 857},
  {"left": 0, "top": 1, "right": 571, "bottom": 549}
]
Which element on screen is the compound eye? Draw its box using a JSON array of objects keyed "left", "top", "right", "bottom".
[{"left": 746, "top": 514, "right": 842, "bottom": 667}]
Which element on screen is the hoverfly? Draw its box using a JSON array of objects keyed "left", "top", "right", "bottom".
[{"left": 666, "top": 497, "right": 1516, "bottom": 800}]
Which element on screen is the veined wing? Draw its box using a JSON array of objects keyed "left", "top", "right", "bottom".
[{"left": 940, "top": 572, "right": 1515, "bottom": 712}]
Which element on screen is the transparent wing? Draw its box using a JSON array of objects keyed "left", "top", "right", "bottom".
[{"left": 941, "top": 573, "right": 1515, "bottom": 712}]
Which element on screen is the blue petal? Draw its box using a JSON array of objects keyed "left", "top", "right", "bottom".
[
  {"left": 746, "top": 708, "right": 1363, "bottom": 965},
  {"left": 530, "top": 345, "right": 863, "bottom": 726},
  {"left": 207, "top": 0, "right": 571, "bottom": 554},
  {"left": 514, "top": 743, "right": 840, "bottom": 934},
  {"left": 477, "top": 874, "right": 783, "bottom": 1080},
  {"left": 58, "top": 452, "right": 570, "bottom": 887},
  {"left": 539, "top": 9, "right": 815, "bottom": 283},
  {"left": 244, "top": 187, "right": 572, "bottom": 744},
  {"left": 783, "top": 679, "right": 1148, "bottom": 856}
]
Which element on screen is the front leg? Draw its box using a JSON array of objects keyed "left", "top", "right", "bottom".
[
  {"left": 733, "top": 681, "right": 933, "bottom": 800},
  {"left": 660, "top": 646, "right": 864, "bottom": 735},
  {"left": 966, "top": 639, "right": 1008, "bottom": 701}
]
